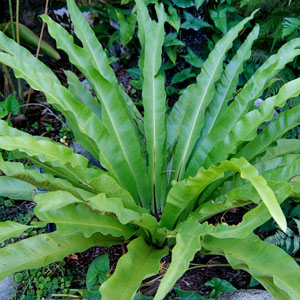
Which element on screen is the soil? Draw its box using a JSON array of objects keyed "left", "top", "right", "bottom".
[
  {"left": 63, "top": 244, "right": 251, "bottom": 299},
  {"left": 63, "top": 208, "right": 252, "bottom": 299}
]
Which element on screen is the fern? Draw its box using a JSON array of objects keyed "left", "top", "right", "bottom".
[
  {"left": 265, "top": 219, "right": 300, "bottom": 255},
  {"left": 250, "top": 50, "right": 269, "bottom": 64},
  {"left": 238, "top": 0, "right": 300, "bottom": 50},
  {"left": 282, "top": 17, "right": 300, "bottom": 39},
  {"left": 265, "top": 68, "right": 295, "bottom": 98}
]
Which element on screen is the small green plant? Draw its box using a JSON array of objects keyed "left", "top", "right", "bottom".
[
  {"left": 12, "top": 261, "right": 79, "bottom": 300},
  {"left": 1, "top": 1, "right": 300, "bottom": 300},
  {"left": 0, "top": 93, "right": 19, "bottom": 119}
]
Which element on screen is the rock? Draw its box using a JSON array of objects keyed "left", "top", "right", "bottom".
[
  {"left": 0, "top": 275, "right": 17, "bottom": 300},
  {"left": 70, "top": 141, "right": 100, "bottom": 167},
  {"left": 216, "top": 289, "right": 274, "bottom": 300}
]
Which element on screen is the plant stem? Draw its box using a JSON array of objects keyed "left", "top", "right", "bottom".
[
  {"left": 1, "top": 64, "right": 16, "bottom": 94},
  {"left": 25, "top": 0, "right": 49, "bottom": 109},
  {"left": 16, "top": 0, "right": 20, "bottom": 44},
  {"left": 8, "top": 0, "right": 16, "bottom": 40},
  {"left": 15, "top": 0, "right": 24, "bottom": 102},
  {"left": 7, "top": 0, "right": 17, "bottom": 96}
]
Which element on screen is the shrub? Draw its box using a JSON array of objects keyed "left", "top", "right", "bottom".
[{"left": 0, "top": 1, "right": 300, "bottom": 299}]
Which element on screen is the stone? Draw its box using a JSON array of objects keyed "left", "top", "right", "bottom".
[
  {"left": 216, "top": 289, "right": 274, "bottom": 300},
  {"left": 70, "top": 142, "right": 100, "bottom": 167},
  {"left": 0, "top": 275, "right": 17, "bottom": 300}
]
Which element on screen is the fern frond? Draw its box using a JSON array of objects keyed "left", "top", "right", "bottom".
[
  {"left": 250, "top": 50, "right": 269, "bottom": 64},
  {"left": 282, "top": 17, "right": 300, "bottom": 39},
  {"left": 265, "top": 68, "right": 295, "bottom": 98},
  {"left": 265, "top": 220, "right": 300, "bottom": 255}
]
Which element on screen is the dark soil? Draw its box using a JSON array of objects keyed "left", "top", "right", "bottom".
[
  {"left": 64, "top": 243, "right": 251, "bottom": 299},
  {"left": 63, "top": 207, "right": 252, "bottom": 298}
]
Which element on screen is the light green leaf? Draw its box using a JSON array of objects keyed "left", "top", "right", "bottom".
[
  {"left": 66, "top": 0, "right": 145, "bottom": 141},
  {"left": 167, "top": 11, "right": 257, "bottom": 182},
  {"left": 0, "top": 221, "right": 31, "bottom": 243},
  {"left": 0, "top": 119, "right": 40, "bottom": 139},
  {"left": 0, "top": 51, "right": 106, "bottom": 175},
  {"left": 237, "top": 104, "right": 300, "bottom": 162},
  {"left": 154, "top": 218, "right": 202, "bottom": 300},
  {"left": 0, "top": 31, "right": 60, "bottom": 85},
  {"left": 203, "top": 233, "right": 300, "bottom": 300},
  {"left": 0, "top": 136, "right": 91, "bottom": 185},
  {"left": 42, "top": 13, "right": 151, "bottom": 207},
  {"left": 203, "top": 77, "right": 300, "bottom": 167},
  {"left": 65, "top": 70, "right": 102, "bottom": 120},
  {"left": 188, "top": 38, "right": 300, "bottom": 175},
  {"left": 89, "top": 193, "right": 167, "bottom": 246},
  {"left": 137, "top": 0, "right": 167, "bottom": 210},
  {"left": 195, "top": 180, "right": 291, "bottom": 223},
  {"left": 191, "top": 181, "right": 291, "bottom": 239},
  {"left": 0, "top": 158, "right": 94, "bottom": 200},
  {"left": 88, "top": 193, "right": 142, "bottom": 224},
  {"left": 0, "top": 232, "right": 123, "bottom": 281},
  {"left": 197, "top": 25, "right": 259, "bottom": 144},
  {"left": 160, "top": 157, "right": 286, "bottom": 232},
  {"left": 35, "top": 203, "right": 135, "bottom": 239},
  {"left": 0, "top": 44, "right": 143, "bottom": 202},
  {"left": 34, "top": 191, "right": 85, "bottom": 212},
  {"left": 0, "top": 176, "right": 36, "bottom": 201},
  {"left": 100, "top": 237, "right": 168, "bottom": 300},
  {"left": 260, "top": 139, "right": 300, "bottom": 161},
  {"left": 88, "top": 173, "right": 138, "bottom": 206},
  {"left": 0, "top": 36, "right": 92, "bottom": 154}
]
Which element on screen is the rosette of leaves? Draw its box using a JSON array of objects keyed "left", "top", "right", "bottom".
[{"left": 0, "top": 1, "right": 300, "bottom": 299}]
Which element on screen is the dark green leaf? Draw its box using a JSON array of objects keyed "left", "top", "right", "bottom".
[
  {"left": 182, "top": 48, "right": 204, "bottom": 68},
  {"left": 167, "top": 5, "right": 181, "bottom": 32},
  {"left": 205, "top": 277, "right": 237, "bottom": 298},
  {"left": 181, "top": 11, "right": 211, "bottom": 31},
  {"left": 5, "top": 94, "right": 19, "bottom": 115},
  {"left": 86, "top": 253, "right": 110, "bottom": 289},
  {"left": 172, "top": 0, "right": 194, "bottom": 8},
  {"left": 0, "top": 102, "right": 8, "bottom": 119},
  {"left": 171, "top": 68, "right": 196, "bottom": 84},
  {"left": 134, "top": 292, "right": 153, "bottom": 300},
  {"left": 195, "top": 0, "right": 205, "bottom": 9},
  {"left": 174, "top": 286, "right": 208, "bottom": 300},
  {"left": 117, "top": 11, "right": 136, "bottom": 45},
  {"left": 164, "top": 33, "right": 185, "bottom": 47}
]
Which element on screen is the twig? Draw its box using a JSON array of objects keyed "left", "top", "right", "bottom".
[
  {"left": 26, "top": 0, "right": 49, "bottom": 109},
  {"left": 142, "top": 263, "right": 231, "bottom": 287},
  {"left": 19, "top": 103, "right": 68, "bottom": 127}
]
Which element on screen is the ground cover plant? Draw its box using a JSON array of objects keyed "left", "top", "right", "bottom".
[{"left": 1, "top": 0, "right": 300, "bottom": 299}]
